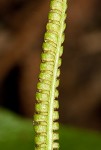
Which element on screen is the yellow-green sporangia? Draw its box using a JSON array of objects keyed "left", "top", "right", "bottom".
[{"left": 34, "top": 0, "right": 67, "bottom": 149}]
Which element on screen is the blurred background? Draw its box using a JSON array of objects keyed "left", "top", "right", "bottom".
[{"left": 0, "top": 0, "right": 101, "bottom": 149}]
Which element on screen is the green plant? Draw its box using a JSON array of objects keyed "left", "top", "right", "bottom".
[{"left": 34, "top": 0, "right": 67, "bottom": 149}]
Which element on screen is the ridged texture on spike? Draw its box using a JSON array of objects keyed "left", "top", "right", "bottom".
[{"left": 34, "top": 0, "right": 67, "bottom": 149}]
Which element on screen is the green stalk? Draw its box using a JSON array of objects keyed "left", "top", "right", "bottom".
[{"left": 34, "top": 0, "right": 67, "bottom": 149}]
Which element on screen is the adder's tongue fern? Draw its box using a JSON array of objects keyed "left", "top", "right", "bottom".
[{"left": 34, "top": 0, "right": 67, "bottom": 149}]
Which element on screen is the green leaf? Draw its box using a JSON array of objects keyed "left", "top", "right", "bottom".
[{"left": 0, "top": 109, "right": 101, "bottom": 150}]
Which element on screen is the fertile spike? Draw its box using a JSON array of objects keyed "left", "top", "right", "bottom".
[{"left": 34, "top": 0, "right": 67, "bottom": 149}]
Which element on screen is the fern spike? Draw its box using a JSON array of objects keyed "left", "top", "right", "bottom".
[{"left": 34, "top": 0, "right": 67, "bottom": 149}]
